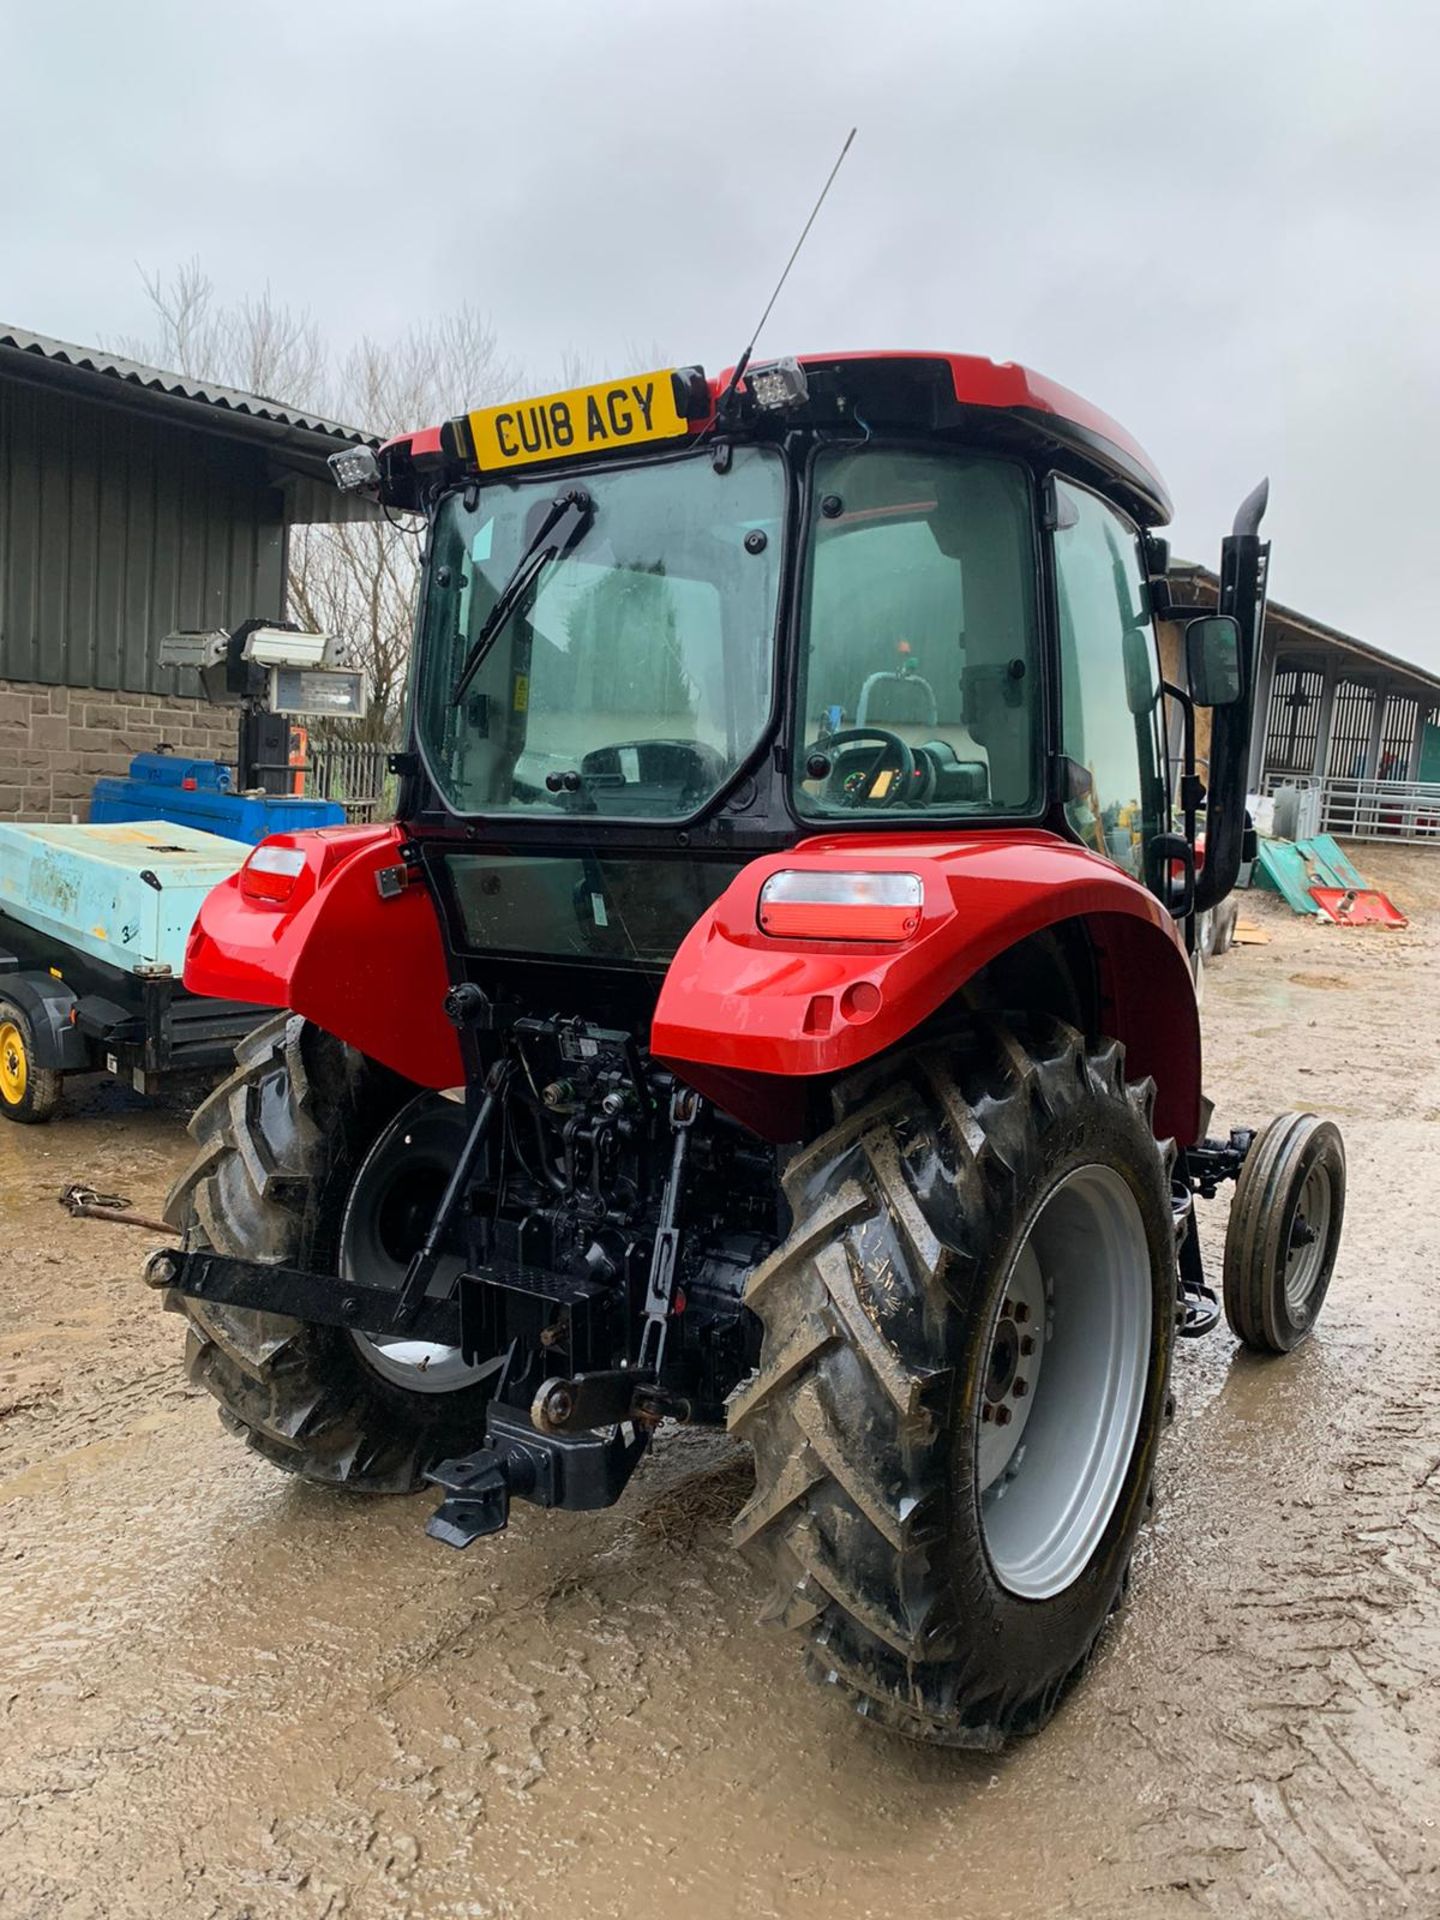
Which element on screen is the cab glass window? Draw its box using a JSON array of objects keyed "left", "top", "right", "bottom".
[
  {"left": 415, "top": 448, "right": 784, "bottom": 819},
  {"left": 1052, "top": 479, "right": 1166, "bottom": 881},
  {"left": 793, "top": 448, "right": 1041, "bottom": 818}
]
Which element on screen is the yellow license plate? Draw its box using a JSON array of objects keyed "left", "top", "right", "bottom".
[{"left": 469, "top": 371, "right": 689, "bottom": 472}]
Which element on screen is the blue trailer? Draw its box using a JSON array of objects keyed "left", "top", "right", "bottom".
[{"left": 0, "top": 820, "right": 270, "bottom": 1123}]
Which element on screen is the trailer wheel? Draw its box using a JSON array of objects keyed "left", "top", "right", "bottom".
[
  {"left": 1223, "top": 1112, "right": 1345, "bottom": 1352},
  {"left": 729, "top": 1016, "right": 1176, "bottom": 1748},
  {"left": 0, "top": 999, "right": 63, "bottom": 1124},
  {"left": 165, "top": 1014, "right": 499, "bottom": 1493}
]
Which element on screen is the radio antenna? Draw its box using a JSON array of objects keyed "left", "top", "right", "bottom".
[{"left": 715, "top": 127, "right": 857, "bottom": 420}]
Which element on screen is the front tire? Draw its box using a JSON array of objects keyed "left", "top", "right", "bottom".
[
  {"left": 729, "top": 1017, "right": 1176, "bottom": 1748},
  {"left": 165, "top": 1014, "right": 496, "bottom": 1492},
  {"left": 1223, "top": 1111, "right": 1345, "bottom": 1352}
]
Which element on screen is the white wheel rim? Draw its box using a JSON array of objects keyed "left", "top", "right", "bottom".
[
  {"left": 340, "top": 1096, "right": 503, "bottom": 1395},
  {"left": 1283, "top": 1159, "right": 1333, "bottom": 1315},
  {"left": 980, "top": 1164, "right": 1153, "bottom": 1601}
]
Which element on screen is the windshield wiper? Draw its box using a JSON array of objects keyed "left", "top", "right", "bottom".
[{"left": 450, "top": 486, "right": 593, "bottom": 706}]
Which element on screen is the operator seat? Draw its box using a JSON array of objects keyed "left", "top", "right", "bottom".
[{"left": 856, "top": 666, "right": 992, "bottom": 785}]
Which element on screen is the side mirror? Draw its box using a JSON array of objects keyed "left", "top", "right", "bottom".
[{"left": 1185, "top": 614, "right": 1243, "bottom": 707}]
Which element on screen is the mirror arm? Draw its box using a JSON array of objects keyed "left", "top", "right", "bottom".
[
  {"left": 1162, "top": 679, "right": 1205, "bottom": 862},
  {"left": 1148, "top": 832, "right": 1196, "bottom": 920},
  {"left": 1160, "top": 680, "right": 1206, "bottom": 928}
]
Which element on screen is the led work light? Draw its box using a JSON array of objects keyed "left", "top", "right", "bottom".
[
  {"left": 745, "top": 358, "right": 809, "bottom": 412},
  {"left": 328, "top": 446, "right": 381, "bottom": 493}
]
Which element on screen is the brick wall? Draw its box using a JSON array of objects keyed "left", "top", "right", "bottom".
[{"left": 0, "top": 679, "right": 234, "bottom": 822}]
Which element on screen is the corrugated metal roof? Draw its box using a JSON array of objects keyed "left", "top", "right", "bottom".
[
  {"left": 0, "top": 324, "right": 376, "bottom": 448},
  {"left": 1169, "top": 563, "right": 1440, "bottom": 698}
]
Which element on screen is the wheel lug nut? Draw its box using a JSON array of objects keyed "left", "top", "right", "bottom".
[
  {"left": 1013, "top": 1301, "right": 1030, "bottom": 1324},
  {"left": 1012, "top": 1378, "right": 1028, "bottom": 1398},
  {"left": 1019, "top": 1335, "right": 1035, "bottom": 1356},
  {"left": 981, "top": 1404, "right": 995, "bottom": 1423},
  {"left": 1001, "top": 1298, "right": 1014, "bottom": 1319},
  {"left": 994, "top": 1405, "right": 1013, "bottom": 1427}
]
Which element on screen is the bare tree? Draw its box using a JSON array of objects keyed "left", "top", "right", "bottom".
[{"left": 116, "top": 265, "right": 515, "bottom": 744}]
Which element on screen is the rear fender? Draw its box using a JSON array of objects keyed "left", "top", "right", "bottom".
[
  {"left": 183, "top": 825, "right": 462, "bottom": 1088},
  {"left": 651, "top": 830, "right": 1201, "bottom": 1145}
]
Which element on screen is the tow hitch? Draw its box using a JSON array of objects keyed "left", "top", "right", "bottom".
[{"left": 424, "top": 1406, "right": 647, "bottom": 1548}]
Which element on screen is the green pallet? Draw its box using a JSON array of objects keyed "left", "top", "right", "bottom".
[{"left": 1253, "top": 835, "right": 1368, "bottom": 915}]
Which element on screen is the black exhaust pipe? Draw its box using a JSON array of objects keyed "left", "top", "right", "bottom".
[{"left": 1194, "top": 480, "right": 1270, "bottom": 912}]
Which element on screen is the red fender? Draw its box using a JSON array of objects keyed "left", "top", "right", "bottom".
[
  {"left": 184, "top": 824, "right": 463, "bottom": 1089},
  {"left": 651, "top": 830, "right": 1202, "bottom": 1146}
]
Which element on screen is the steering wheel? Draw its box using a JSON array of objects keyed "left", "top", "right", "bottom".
[{"left": 807, "top": 727, "right": 916, "bottom": 809}]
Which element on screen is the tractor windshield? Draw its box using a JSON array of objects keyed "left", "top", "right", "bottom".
[{"left": 415, "top": 448, "right": 783, "bottom": 818}]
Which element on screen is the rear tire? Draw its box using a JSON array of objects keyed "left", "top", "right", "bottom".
[
  {"left": 0, "top": 1000, "right": 63, "bottom": 1124},
  {"left": 165, "top": 1014, "right": 495, "bottom": 1492},
  {"left": 730, "top": 1017, "right": 1176, "bottom": 1748}
]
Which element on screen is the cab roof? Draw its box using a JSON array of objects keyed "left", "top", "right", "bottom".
[{"left": 378, "top": 350, "right": 1172, "bottom": 527}]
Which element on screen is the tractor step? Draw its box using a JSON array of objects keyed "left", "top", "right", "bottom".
[{"left": 1178, "top": 1275, "right": 1221, "bottom": 1338}]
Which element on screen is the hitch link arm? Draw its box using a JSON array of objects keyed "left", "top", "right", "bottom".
[
  {"left": 635, "top": 1086, "right": 700, "bottom": 1378},
  {"left": 391, "top": 1058, "right": 511, "bottom": 1330}
]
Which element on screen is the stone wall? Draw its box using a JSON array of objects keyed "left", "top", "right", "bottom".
[{"left": 0, "top": 678, "right": 234, "bottom": 822}]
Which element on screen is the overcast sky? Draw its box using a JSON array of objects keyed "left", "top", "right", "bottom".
[{"left": 4, "top": 0, "right": 1438, "bottom": 667}]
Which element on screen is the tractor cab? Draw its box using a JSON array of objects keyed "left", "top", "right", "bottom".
[
  {"left": 159, "top": 352, "right": 1342, "bottom": 1755},
  {"left": 348, "top": 353, "right": 1258, "bottom": 988}
]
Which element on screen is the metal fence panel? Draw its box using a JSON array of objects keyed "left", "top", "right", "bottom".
[
  {"left": 1261, "top": 773, "right": 1440, "bottom": 843},
  {"left": 308, "top": 738, "right": 393, "bottom": 823},
  {"left": 1318, "top": 777, "right": 1440, "bottom": 842}
]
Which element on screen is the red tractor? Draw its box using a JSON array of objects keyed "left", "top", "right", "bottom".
[{"left": 154, "top": 352, "right": 1346, "bottom": 1747}]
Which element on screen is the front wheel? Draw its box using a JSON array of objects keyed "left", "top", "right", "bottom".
[
  {"left": 729, "top": 1017, "right": 1176, "bottom": 1748},
  {"left": 1223, "top": 1111, "right": 1345, "bottom": 1352}
]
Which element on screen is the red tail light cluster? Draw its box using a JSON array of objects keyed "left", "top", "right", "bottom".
[
  {"left": 758, "top": 871, "right": 924, "bottom": 942},
  {"left": 240, "top": 843, "right": 308, "bottom": 905}
]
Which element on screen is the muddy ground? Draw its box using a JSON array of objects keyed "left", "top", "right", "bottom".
[{"left": 2, "top": 846, "right": 1438, "bottom": 1920}]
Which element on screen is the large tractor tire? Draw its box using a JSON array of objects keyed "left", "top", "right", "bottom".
[
  {"left": 165, "top": 1014, "right": 500, "bottom": 1493},
  {"left": 729, "top": 1016, "right": 1176, "bottom": 1748}
]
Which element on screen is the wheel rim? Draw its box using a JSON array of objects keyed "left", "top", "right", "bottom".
[
  {"left": 980, "top": 1164, "right": 1153, "bottom": 1601},
  {"left": 0, "top": 1019, "right": 27, "bottom": 1106},
  {"left": 1284, "top": 1159, "right": 1333, "bottom": 1314},
  {"left": 340, "top": 1095, "right": 503, "bottom": 1395}
]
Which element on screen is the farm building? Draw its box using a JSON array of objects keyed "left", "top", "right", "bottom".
[
  {"left": 1167, "top": 563, "right": 1440, "bottom": 842},
  {"left": 0, "top": 326, "right": 376, "bottom": 822}
]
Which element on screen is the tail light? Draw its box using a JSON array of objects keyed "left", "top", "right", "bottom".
[
  {"left": 758, "top": 870, "right": 923, "bottom": 942},
  {"left": 240, "top": 843, "right": 308, "bottom": 905}
]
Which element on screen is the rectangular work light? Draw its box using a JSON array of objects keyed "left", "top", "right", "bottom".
[
  {"left": 328, "top": 446, "right": 381, "bottom": 493},
  {"left": 758, "top": 870, "right": 923, "bottom": 941},
  {"left": 746, "top": 358, "right": 809, "bottom": 412}
]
